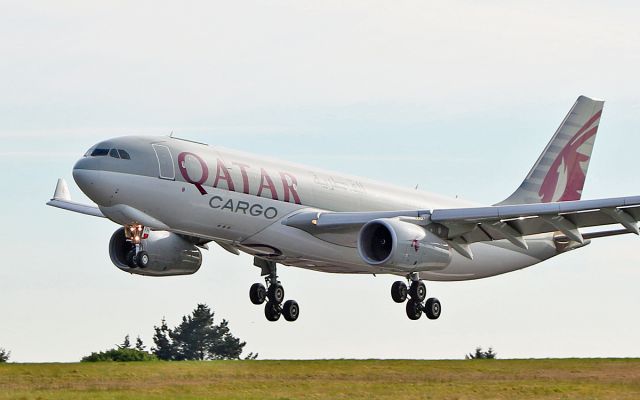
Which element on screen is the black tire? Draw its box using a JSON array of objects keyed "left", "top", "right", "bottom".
[
  {"left": 136, "top": 251, "right": 149, "bottom": 268},
  {"left": 264, "top": 301, "right": 281, "bottom": 322},
  {"left": 424, "top": 298, "right": 441, "bottom": 320},
  {"left": 282, "top": 300, "right": 299, "bottom": 322},
  {"left": 410, "top": 281, "right": 427, "bottom": 302},
  {"left": 391, "top": 281, "right": 408, "bottom": 303},
  {"left": 268, "top": 283, "right": 285, "bottom": 304},
  {"left": 126, "top": 249, "right": 137, "bottom": 268},
  {"left": 406, "top": 299, "right": 422, "bottom": 320},
  {"left": 249, "top": 283, "right": 267, "bottom": 305}
]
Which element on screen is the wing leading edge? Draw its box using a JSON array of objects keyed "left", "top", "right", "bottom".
[{"left": 283, "top": 195, "right": 640, "bottom": 259}]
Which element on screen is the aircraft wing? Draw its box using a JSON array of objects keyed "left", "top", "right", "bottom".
[
  {"left": 46, "top": 178, "right": 105, "bottom": 218},
  {"left": 283, "top": 195, "right": 640, "bottom": 258}
]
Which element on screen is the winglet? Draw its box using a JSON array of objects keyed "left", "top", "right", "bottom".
[
  {"left": 52, "top": 178, "right": 71, "bottom": 201},
  {"left": 47, "top": 178, "right": 105, "bottom": 218}
]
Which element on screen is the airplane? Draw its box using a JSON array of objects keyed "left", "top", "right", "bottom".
[{"left": 47, "top": 95, "right": 640, "bottom": 322}]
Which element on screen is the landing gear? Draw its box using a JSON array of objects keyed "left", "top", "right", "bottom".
[
  {"left": 391, "top": 281, "right": 408, "bottom": 303},
  {"left": 406, "top": 299, "right": 422, "bottom": 320},
  {"left": 282, "top": 300, "right": 299, "bottom": 322},
  {"left": 409, "top": 280, "right": 426, "bottom": 302},
  {"left": 126, "top": 248, "right": 138, "bottom": 268},
  {"left": 124, "top": 224, "right": 149, "bottom": 269},
  {"left": 264, "top": 301, "right": 281, "bottom": 321},
  {"left": 424, "top": 298, "right": 441, "bottom": 320},
  {"left": 391, "top": 274, "right": 441, "bottom": 321},
  {"left": 136, "top": 251, "right": 149, "bottom": 268},
  {"left": 249, "top": 283, "right": 267, "bottom": 305},
  {"left": 268, "top": 283, "right": 285, "bottom": 304},
  {"left": 250, "top": 258, "right": 299, "bottom": 322}
]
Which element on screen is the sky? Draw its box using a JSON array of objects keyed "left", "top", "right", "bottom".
[{"left": 1, "top": 1, "right": 639, "bottom": 362}]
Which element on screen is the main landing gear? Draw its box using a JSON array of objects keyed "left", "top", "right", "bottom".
[
  {"left": 124, "top": 224, "right": 150, "bottom": 269},
  {"left": 249, "top": 258, "right": 299, "bottom": 322},
  {"left": 391, "top": 274, "right": 441, "bottom": 321}
]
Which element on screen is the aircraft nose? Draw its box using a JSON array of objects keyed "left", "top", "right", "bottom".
[
  {"left": 73, "top": 157, "right": 94, "bottom": 186},
  {"left": 73, "top": 158, "right": 103, "bottom": 203}
]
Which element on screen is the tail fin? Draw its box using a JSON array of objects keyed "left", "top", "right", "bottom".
[{"left": 498, "top": 95, "right": 605, "bottom": 205}]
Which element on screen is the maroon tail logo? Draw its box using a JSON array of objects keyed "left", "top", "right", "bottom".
[{"left": 539, "top": 111, "right": 601, "bottom": 202}]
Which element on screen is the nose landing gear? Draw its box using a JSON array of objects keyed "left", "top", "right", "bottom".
[
  {"left": 250, "top": 258, "right": 299, "bottom": 322},
  {"left": 391, "top": 274, "right": 441, "bottom": 321},
  {"left": 124, "top": 224, "right": 150, "bottom": 269}
]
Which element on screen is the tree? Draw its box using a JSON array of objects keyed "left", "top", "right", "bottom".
[
  {"left": 466, "top": 346, "right": 497, "bottom": 360},
  {"left": 152, "top": 318, "right": 175, "bottom": 361},
  {"left": 135, "top": 336, "right": 145, "bottom": 351},
  {"left": 152, "top": 304, "right": 254, "bottom": 360},
  {"left": 119, "top": 335, "right": 131, "bottom": 349},
  {"left": 0, "top": 348, "right": 10, "bottom": 363}
]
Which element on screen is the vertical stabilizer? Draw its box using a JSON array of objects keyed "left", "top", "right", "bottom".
[{"left": 498, "top": 96, "right": 604, "bottom": 205}]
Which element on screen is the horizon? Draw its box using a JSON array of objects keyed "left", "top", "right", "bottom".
[{"left": 1, "top": 1, "right": 639, "bottom": 362}]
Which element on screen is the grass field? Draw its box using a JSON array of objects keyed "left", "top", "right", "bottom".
[{"left": 1, "top": 359, "right": 640, "bottom": 399}]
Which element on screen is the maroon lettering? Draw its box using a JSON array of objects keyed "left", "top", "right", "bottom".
[
  {"left": 280, "top": 172, "right": 301, "bottom": 204},
  {"left": 257, "top": 168, "right": 279, "bottom": 200},
  {"left": 233, "top": 162, "right": 251, "bottom": 194},
  {"left": 213, "top": 158, "right": 235, "bottom": 191},
  {"left": 178, "top": 152, "right": 209, "bottom": 195}
]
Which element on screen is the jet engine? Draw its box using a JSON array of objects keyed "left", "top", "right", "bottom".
[
  {"left": 357, "top": 218, "right": 452, "bottom": 272},
  {"left": 109, "top": 227, "right": 203, "bottom": 276}
]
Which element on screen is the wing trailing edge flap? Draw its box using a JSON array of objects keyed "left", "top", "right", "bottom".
[
  {"left": 46, "top": 178, "right": 105, "bottom": 218},
  {"left": 432, "top": 196, "right": 640, "bottom": 249}
]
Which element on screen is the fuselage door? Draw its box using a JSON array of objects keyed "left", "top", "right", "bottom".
[{"left": 152, "top": 144, "right": 175, "bottom": 180}]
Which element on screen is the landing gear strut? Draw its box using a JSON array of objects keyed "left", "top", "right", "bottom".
[
  {"left": 391, "top": 274, "right": 441, "bottom": 321},
  {"left": 250, "top": 258, "right": 299, "bottom": 322}
]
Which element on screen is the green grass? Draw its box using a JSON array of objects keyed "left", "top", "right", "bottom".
[{"left": 1, "top": 359, "right": 640, "bottom": 399}]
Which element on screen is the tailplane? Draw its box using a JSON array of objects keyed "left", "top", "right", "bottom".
[{"left": 498, "top": 95, "right": 604, "bottom": 205}]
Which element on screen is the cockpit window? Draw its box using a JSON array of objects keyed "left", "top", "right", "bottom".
[
  {"left": 118, "top": 149, "right": 131, "bottom": 160},
  {"left": 91, "top": 148, "right": 109, "bottom": 157},
  {"left": 109, "top": 149, "right": 120, "bottom": 158}
]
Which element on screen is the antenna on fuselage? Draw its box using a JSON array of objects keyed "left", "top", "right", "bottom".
[{"left": 169, "top": 130, "right": 174, "bottom": 138}]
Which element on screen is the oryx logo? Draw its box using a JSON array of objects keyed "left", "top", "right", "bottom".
[
  {"left": 539, "top": 110, "right": 601, "bottom": 202},
  {"left": 412, "top": 239, "right": 420, "bottom": 252}
]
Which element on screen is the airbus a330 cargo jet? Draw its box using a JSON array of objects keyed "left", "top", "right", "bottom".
[{"left": 47, "top": 96, "right": 639, "bottom": 322}]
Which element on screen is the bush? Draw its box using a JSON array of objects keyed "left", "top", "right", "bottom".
[
  {"left": 81, "top": 335, "right": 157, "bottom": 362},
  {"left": 81, "top": 347, "right": 157, "bottom": 362}
]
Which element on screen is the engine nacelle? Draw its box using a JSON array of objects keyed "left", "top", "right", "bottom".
[
  {"left": 109, "top": 228, "right": 203, "bottom": 276},
  {"left": 357, "top": 218, "right": 452, "bottom": 272}
]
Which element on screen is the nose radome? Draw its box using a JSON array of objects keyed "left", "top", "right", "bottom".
[
  {"left": 73, "top": 158, "right": 94, "bottom": 189},
  {"left": 73, "top": 158, "right": 104, "bottom": 205}
]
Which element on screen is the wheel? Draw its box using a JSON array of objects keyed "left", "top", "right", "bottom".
[
  {"left": 126, "top": 249, "right": 137, "bottom": 268},
  {"left": 282, "top": 300, "right": 300, "bottom": 322},
  {"left": 410, "top": 280, "right": 427, "bottom": 301},
  {"left": 136, "top": 251, "right": 149, "bottom": 268},
  {"left": 406, "top": 299, "right": 422, "bottom": 320},
  {"left": 249, "top": 283, "right": 267, "bottom": 305},
  {"left": 268, "top": 283, "right": 285, "bottom": 304},
  {"left": 391, "top": 281, "right": 408, "bottom": 303},
  {"left": 264, "top": 301, "right": 281, "bottom": 321},
  {"left": 424, "top": 298, "right": 441, "bottom": 320}
]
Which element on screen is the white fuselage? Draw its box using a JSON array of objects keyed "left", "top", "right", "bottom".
[{"left": 73, "top": 136, "right": 561, "bottom": 281}]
